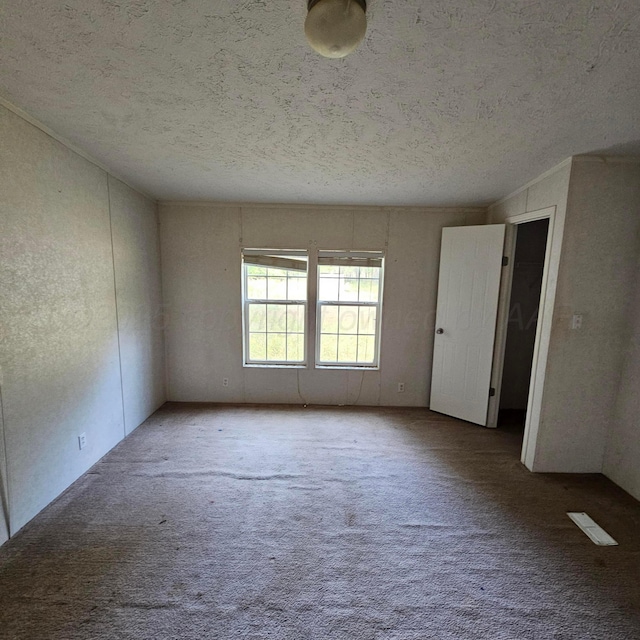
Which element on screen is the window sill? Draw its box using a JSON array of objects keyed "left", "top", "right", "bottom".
[
  {"left": 315, "top": 365, "right": 380, "bottom": 371},
  {"left": 242, "top": 363, "right": 380, "bottom": 371},
  {"left": 243, "top": 363, "right": 307, "bottom": 369}
]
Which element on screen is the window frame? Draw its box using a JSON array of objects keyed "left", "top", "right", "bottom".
[
  {"left": 242, "top": 249, "right": 309, "bottom": 367},
  {"left": 315, "top": 251, "right": 385, "bottom": 370}
]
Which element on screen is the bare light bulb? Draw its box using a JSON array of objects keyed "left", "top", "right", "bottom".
[{"left": 304, "top": 0, "right": 367, "bottom": 59}]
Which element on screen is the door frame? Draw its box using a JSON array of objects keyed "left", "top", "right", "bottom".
[{"left": 486, "top": 206, "right": 557, "bottom": 469}]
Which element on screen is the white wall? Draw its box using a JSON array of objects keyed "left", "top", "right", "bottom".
[
  {"left": 159, "top": 203, "right": 486, "bottom": 407},
  {"left": 0, "top": 104, "right": 166, "bottom": 543},
  {"left": 605, "top": 254, "right": 640, "bottom": 501}
]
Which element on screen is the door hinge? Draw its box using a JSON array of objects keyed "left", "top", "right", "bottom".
[
  {"left": 502, "top": 256, "right": 509, "bottom": 267},
  {"left": 489, "top": 387, "right": 496, "bottom": 397}
]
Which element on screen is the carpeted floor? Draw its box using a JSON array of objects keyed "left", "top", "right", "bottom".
[{"left": 1, "top": 403, "right": 639, "bottom": 639}]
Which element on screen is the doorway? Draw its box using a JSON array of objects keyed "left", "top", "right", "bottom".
[
  {"left": 431, "top": 207, "right": 560, "bottom": 468},
  {"left": 497, "top": 218, "right": 549, "bottom": 434}
]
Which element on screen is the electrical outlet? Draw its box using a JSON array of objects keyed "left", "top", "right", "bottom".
[
  {"left": 571, "top": 314, "right": 583, "bottom": 330},
  {"left": 78, "top": 433, "right": 87, "bottom": 450},
  {"left": 223, "top": 378, "right": 229, "bottom": 387},
  {"left": 398, "top": 382, "right": 405, "bottom": 393}
]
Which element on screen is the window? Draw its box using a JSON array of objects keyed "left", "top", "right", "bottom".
[
  {"left": 242, "top": 249, "right": 384, "bottom": 368},
  {"left": 242, "top": 250, "right": 308, "bottom": 365},
  {"left": 316, "top": 251, "right": 384, "bottom": 367}
]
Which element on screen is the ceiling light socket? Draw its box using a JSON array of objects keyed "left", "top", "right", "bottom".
[{"left": 305, "top": 0, "right": 367, "bottom": 59}]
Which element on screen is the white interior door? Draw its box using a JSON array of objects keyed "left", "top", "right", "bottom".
[{"left": 430, "top": 224, "right": 506, "bottom": 425}]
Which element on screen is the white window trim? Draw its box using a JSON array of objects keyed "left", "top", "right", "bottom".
[
  {"left": 242, "top": 249, "right": 308, "bottom": 367},
  {"left": 315, "top": 251, "right": 385, "bottom": 369},
  {"left": 241, "top": 248, "right": 385, "bottom": 370}
]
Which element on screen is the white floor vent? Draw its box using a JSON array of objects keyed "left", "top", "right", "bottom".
[{"left": 567, "top": 512, "right": 618, "bottom": 546}]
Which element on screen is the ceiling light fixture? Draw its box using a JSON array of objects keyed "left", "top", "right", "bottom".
[{"left": 304, "top": 0, "right": 367, "bottom": 59}]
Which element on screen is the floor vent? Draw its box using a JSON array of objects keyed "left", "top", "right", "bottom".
[{"left": 567, "top": 512, "right": 618, "bottom": 546}]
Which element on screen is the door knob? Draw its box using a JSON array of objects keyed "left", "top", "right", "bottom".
[{"left": 436, "top": 328, "right": 444, "bottom": 334}]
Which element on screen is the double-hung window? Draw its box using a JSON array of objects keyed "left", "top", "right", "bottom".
[
  {"left": 316, "top": 251, "right": 384, "bottom": 367},
  {"left": 242, "top": 250, "right": 308, "bottom": 365},
  {"left": 242, "top": 249, "right": 384, "bottom": 368}
]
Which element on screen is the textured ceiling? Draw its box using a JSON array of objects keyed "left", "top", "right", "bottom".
[{"left": 1, "top": 0, "right": 639, "bottom": 205}]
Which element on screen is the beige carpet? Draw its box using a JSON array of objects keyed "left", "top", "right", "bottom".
[{"left": 1, "top": 403, "right": 639, "bottom": 639}]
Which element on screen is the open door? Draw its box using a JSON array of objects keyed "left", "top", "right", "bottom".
[{"left": 430, "top": 224, "right": 506, "bottom": 425}]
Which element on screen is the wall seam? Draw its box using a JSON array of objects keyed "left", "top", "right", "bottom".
[
  {"left": 154, "top": 204, "right": 169, "bottom": 406},
  {"left": 158, "top": 211, "right": 174, "bottom": 402},
  {"left": 106, "top": 175, "right": 128, "bottom": 438},
  {"left": 0, "top": 382, "right": 12, "bottom": 537}
]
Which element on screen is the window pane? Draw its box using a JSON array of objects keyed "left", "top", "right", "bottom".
[
  {"left": 338, "top": 306, "right": 359, "bottom": 334},
  {"left": 287, "top": 276, "right": 307, "bottom": 301},
  {"left": 320, "top": 305, "right": 338, "bottom": 333},
  {"left": 315, "top": 258, "right": 383, "bottom": 367},
  {"left": 286, "top": 305, "right": 305, "bottom": 333},
  {"left": 339, "top": 278, "right": 359, "bottom": 301},
  {"left": 317, "top": 303, "right": 380, "bottom": 364},
  {"left": 358, "top": 307, "right": 377, "bottom": 335},
  {"left": 267, "top": 277, "right": 287, "bottom": 300},
  {"left": 357, "top": 278, "right": 371, "bottom": 302},
  {"left": 267, "top": 304, "right": 286, "bottom": 332},
  {"left": 361, "top": 266, "right": 379, "bottom": 279},
  {"left": 248, "top": 304, "right": 266, "bottom": 332},
  {"left": 357, "top": 335, "right": 376, "bottom": 363},
  {"left": 249, "top": 333, "right": 266, "bottom": 361},
  {"left": 287, "top": 334, "right": 304, "bottom": 361},
  {"left": 338, "top": 335, "right": 358, "bottom": 362},
  {"left": 359, "top": 278, "right": 381, "bottom": 302},
  {"left": 243, "top": 252, "right": 309, "bottom": 364},
  {"left": 341, "top": 265, "right": 359, "bottom": 278},
  {"left": 369, "top": 278, "right": 380, "bottom": 302},
  {"left": 247, "top": 276, "right": 267, "bottom": 299},
  {"left": 319, "top": 265, "right": 339, "bottom": 275},
  {"left": 247, "top": 265, "right": 267, "bottom": 276},
  {"left": 319, "top": 334, "right": 338, "bottom": 362},
  {"left": 267, "top": 333, "right": 286, "bottom": 361},
  {"left": 319, "top": 275, "right": 339, "bottom": 301}
]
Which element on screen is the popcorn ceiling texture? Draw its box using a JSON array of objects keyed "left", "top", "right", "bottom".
[{"left": 1, "top": 0, "right": 639, "bottom": 205}]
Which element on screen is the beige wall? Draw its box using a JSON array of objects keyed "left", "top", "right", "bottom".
[
  {"left": 0, "top": 392, "right": 8, "bottom": 544},
  {"left": 537, "top": 159, "right": 640, "bottom": 473},
  {"left": 109, "top": 177, "right": 166, "bottom": 434},
  {"left": 605, "top": 254, "right": 640, "bottom": 501},
  {"left": 0, "top": 105, "right": 166, "bottom": 543},
  {"left": 490, "top": 157, "right": 640, "bottom": 477},
  {"left": 159, "top": 203, "right": 486, "bottom": 407},
  {"left": 489, "top": 160, "right": 572, "bottom": 468}
]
